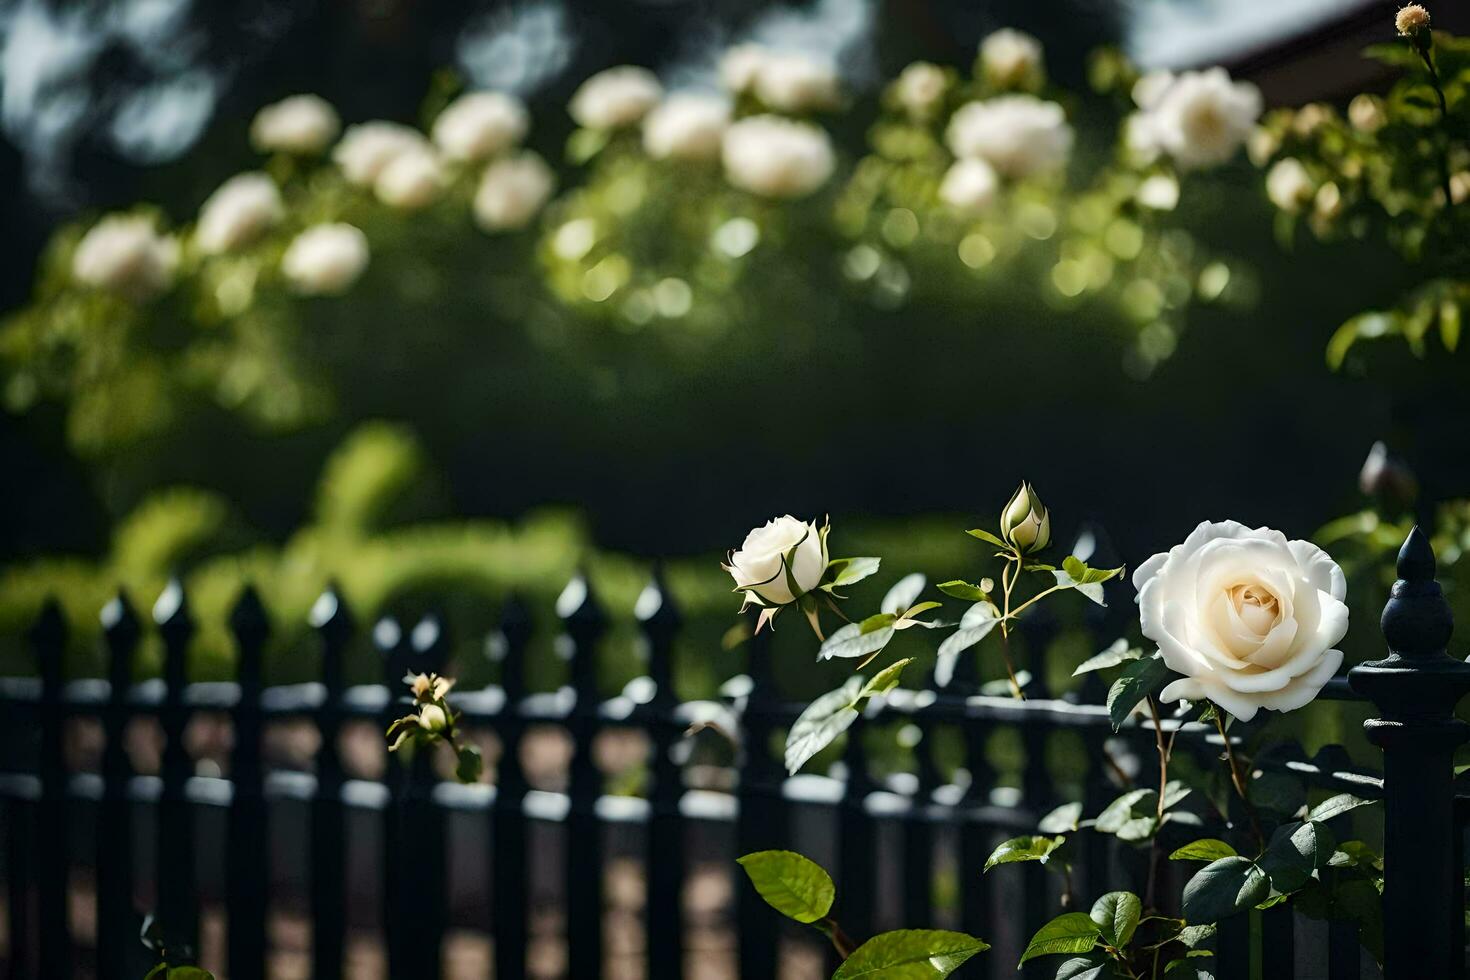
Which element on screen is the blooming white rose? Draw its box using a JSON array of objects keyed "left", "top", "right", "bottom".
[
  {"left": 250, "top": 94, "right": 341, "bottom": 155},
  {"left": 374, "top": 148, "right": 444, "bottom": 210},
  {"left": 946, "top": 95, "right": 1073, "bottom": 179},
  {"left": 72, "top": 215, "right": 178, "bottom": 300},
  {"left": 1135, "top": 68, "right": 1261, "bottom": 170},
  {"left": 721, "top": 115, "right": 835, "bottom": 199},
  {"left": 432, "top": 91, "right": 529, "bottom": 162},
  {"left": 938, "top": 157, "right": 999, "bottom": 215},
  {"left": 473, "top": 151, "right": 555, "bottom": 231},
  {"left": 643, "top": 93, "right": 730, "bottom": 162},
  {"left": 569, "top": 66, "right": 662, "bottom": 130},
  {"left": 719, "top": 43, "right": 769, "bottom": 94},
  {"left": 724, "top": 516, "right": 828, "bottom": 606},
  {"left": 752, "top": 51, "right": 841, "bottom": 113},
  {"left": 332, "top": 122, "right": 431, "bottom": 186},
  {"left": 280, "top": 223, "right": 370, "bottom": 296},
  {"left": 893, "top": 61, "right": 948, "bottom": 118},
  {"left": 195, "top": 173, "right": 284, "bottom": 254},
  {"left": 1135, "top": 520, "right": 1348, "bottom": 721},
  {"left": 979, "top": 28, "right": 1043, "bottom": 89},
  {"left": 1135, "top": 173, "right": 1180, "bottom": 211},
  {"left": 1266, "top": 157, "right": 1315, "bottom": 213}
]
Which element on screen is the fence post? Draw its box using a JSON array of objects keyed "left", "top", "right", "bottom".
[
  {"left": 1348, "top": 526, "right": 1470, "bottom": 980},
  {"left": 375, "top": 616, "right": 410, "bottom": 974},
  {"left": 31, "top": 600, "right": 69, "bottom": 977},
  {"left": 227, "top": 585, "right": 269, "bottom": 980},
  {"left": 153, "top": 579, "right": 199, "bottom": 958},
  {"left": 99, "top": 593, "right": 141, "bottom": 979},
  {"left": 492, "top": 594, "right": 532, "bottom": 980},
  {"left": 309, "top": 585, "right": 352, "bottom": 980},
  {"left": 735, "top": 626, "right": 781, "bottom": 980}
]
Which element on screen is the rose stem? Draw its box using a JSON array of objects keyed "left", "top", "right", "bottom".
[
  {"left": 998, "top": 557, "right": 1026, "bottom": 700},
  {"left": 1212, "top": 710, "right": 1264, "bottom": 850},
  {"left": 1144, "top": 694, "right": 1171, "bottom": 909}
]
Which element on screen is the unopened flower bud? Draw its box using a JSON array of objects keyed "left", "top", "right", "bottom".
[
  {"left": 1359, "top": 441, "right": 1419, "bottom": 507},
  {"left": 1395, "top": 4, "right": 1430, "bottom": 38},
  {"left": 417, "top": 704, "right": 449, "bottom": 732},
  {"left": 1000, "top": 482, "right": 1051, "bottom": 553}
]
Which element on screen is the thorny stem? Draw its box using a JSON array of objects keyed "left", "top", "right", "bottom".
[{"left": 1212, "top": 710, "right": 1265, "bottom": 851}]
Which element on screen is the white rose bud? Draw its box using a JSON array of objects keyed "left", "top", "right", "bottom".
[
  {"left": 332, "top": 121, "right": 431, "bottom": 186},
  {"left": 1395, "top": 4, "right": 1430, "bottom": 38},
  {"left": 72, "top": 215, "right": 179, "bottom": 300},
  {"left": 721, "top": 115, "right": 835, "bottom": 199},
  {"left": 752, "top": 51, "right": 841, "bottom": 113},
  {"left": 280, "top": 223, "right": 370, "bottom": 296},
  {"left": 374, "top": 147, "right": 444, "bottom": 210},
  {"left": 1135, "top": 520, "right": 1348, "bottom": 721},
  {"left": 432, "top": 91, "right": 529, "bottom": 162},
  {"left": 417, "top": 703, "right": 449, "bottom": 732},
  {"left": 724, "top": 516, "right": 828, "bottom": 606},
  {"left": 893, "top": 61, "right": 948, "bottom": 119},
  {"left": 1266, "top": 157, "right": 1315, "bottom": 213},
  {"left": 250, "top": 94, "right": 341, "bottom": 155},
  {"left": 938, "top": 157, "right": 999, "bottom": 215},
  {"left": 195, "top": 172, "right": 284, "bottom": 254},
  {"left": 946, "top": 95, "right": 1073, "bottom": 179},
  {"left": 979, "top": 28, "right": 1043, "bottom": 89},
  {"left": 643, "top": 93, "right": 731, "bottom": 162},
  {"left": 999, "top": 482, "right": 1051, "bottom": 554},
  {"left": 569, "top": 66, "right": 663, "bottom": 130},
  {"left": 719, "top": 44, "right": 769, "bottom": 94},
  {"left": 473, "top": 151, "right": 556, "bottom": 232}
]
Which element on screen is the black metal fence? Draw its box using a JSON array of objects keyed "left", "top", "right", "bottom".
[{"left": 0, "top": 529, "right": 1466, "bottom": 979}]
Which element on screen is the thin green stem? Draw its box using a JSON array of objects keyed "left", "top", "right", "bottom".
[
  {"left": 1144, "top": 695, "right": 1170, "bottom": 910},
  {"left": 998, "top": 556, "right": 1026, "bottom": 699},
  {"left": 1212, "top": 710, "right": 1265, "bottom": 851},
  {"left": 1414, "top": 38, "right": 1457, "bottom": 216}
]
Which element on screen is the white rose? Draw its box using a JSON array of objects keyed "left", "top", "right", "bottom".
[
  {"left": 722, "top": 115, "right": 835, "bottom": 199},
  {"left": 1136, "top": 173, "right": 1180, "bottom": 211},
  {"left": 724, "top": 516, "right": 828, "bottom": 606},
  {"left": 250, "top": 94, "right": 341, "bottom": 155},
  {"left": 979, "top": 28, "right": 1043, "bottom": 89},
  {"left": 946, "top": 95, "right": 1073, "bottom": 179},
  {"left": 332, "top": 122, "right": 431, "bottom": 186},
  {"left": 72, "top": 215, "right": 178, "bottom": 300},
  {"left": 643, "top": 93, "right": 730, "bottom": 162},
  {"left": 432, "top": 91, "right": 529, "bottom": 162},
  {"left": 195, "top": 172, "right": 284, "bottom": 254},
  {"left": 374, "top": 148, "right": 444, "bottom": 210},
  {"left": 719, "top": 43, "right": 769, "bottom": 94},
  {"left": 752, "top": 51, "right": 841, "bottom": 113},
  {"left": 1140, "top": 68, "right": 1261, "bottom": 170},
  {"left": 473, "top": 151, "right": 555, "bottom": 231},
  {"left": 894, "top": 61, "right": 948, "bottom": 118},
  {"left": 1266, "top": 157, "right": 1315, "bottom": 213},
  {"left": 1135, "top": 520, "right": 1348, "bottom": 721},
  {"left": 938, "top": 158, "right": 999, "bottom": 214},
  {"left": 569, "top": 66, "right": 663, "bottom": 130},
  {"left": 280, "top": 223, "right": 369, "bottom": 296}
]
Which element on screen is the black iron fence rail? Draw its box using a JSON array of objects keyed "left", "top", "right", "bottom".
[{"left": 0, "top": 528, "right": 1466, "bottom": 980}]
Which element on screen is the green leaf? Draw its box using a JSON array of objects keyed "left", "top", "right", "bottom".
[
  {"left": 1181, "top": 857, "right": 1269, "bottom": 924},
  {"left": 859, "top": 658, "right": 913, "bottom": 699},
  {"left": 166, "top": 970, "right": 215, "bottom": 980},
  {"left": 881, "top": 573, "right": 926, "bottom": 615},
  {"left": 984, "top": 835, "right": 1068, "bottom": 872},
  {"left": 1328, "top": 840, "right": 1383, "bottom": 873},
  {"left": 1095, "top": 788, "right": 1158, "bottom": 841},
  {"left": 859, "top": 612, "right": 899, "bottom": 634},
  {"left": 832, "top": 929, "right": 989, "bottom": 978},
  {"left": 937, "top": 580, "right": 990, "bottom": 602},
  {"left": 819, "top": 621, "right": 896, "bottom": 662},
  {"left": 455, "top": 743, "right": 484, "bottom": 784},
  {"left": 736, "top": 850, "right": 835, "bottom": 924},
  {"left": 966, "top": 528, "right": 1009, "bottom": 549},
  {"left": 144, "top": 968, "right": 168, "bottom": 980},
  {"left": 783, "top": 677, "right": 864, "bottom": 774},
  {"left": 1305, "top": 793, "right": 1377, "bottom": 824},
  {"left": 1162, "top": 961, "right": 1214, "bottom": 979},
  {"left": 934, "top": 603, "right": 1001, "bottom": 687},
  {"left": 1090, "top": 891, "right": 1141, "bottom": 948},
  {"left": 1053, "top": 557, "right": 1124, "bottom": 606},
  {"left": 1072, "top": 640, "right": 1142, "bottom": 676},
  {"left": 824, "top": 557, "right": 882, "bottom": 590},
  {"left": 1247, "top": 771, "right": 1306, "bottom": 817},
  {"left": 1177, "top": 923, "right": 1215, "bottom": 948},
  {"left": 1038, "top": 801, "right": 1085, "bottom": 834},
  {"left": 1055, "top": 957, "right": 1115, "bottom": 980},
  {"left": 1260, "top": 820, "right": 1335, "bottom": 893},
  {"left": 1170, "top": 839, "right": 1237, "bottom": 863},
  {"left": 1106, "top": 655, "right": 1173, "bottom": 732},
  {"left": 1019, "top": 913, "right": 1102, "bottom": 964}
]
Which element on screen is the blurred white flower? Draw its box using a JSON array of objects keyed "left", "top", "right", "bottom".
[
  {"left": 938, "top": 157, "right": 999, "bottom": 214},
  {"left": 722, "top": 115, "right": 835, "bottom": 199},
  {"left": 432, "top": 91, "right": 529, "bottom": 162},
  {"left": 946, "top": 95, "right": 1072, "bottom": 179},
  {"left": 1266, "top": 157, "right": 1314, "bottom": 213},
  {"left": 374, "top": 148, "right": 445, "bottom": 210},
  {"left": 72, "top": 215, "right": 178, "bottom": 300},
  {"left": 569, "top": 66, "right": 662, "bottom": 129},
  {"left": 719, "top": 44, "right": 769, "bottom": 94},
  {"left": 195, "top": 173, "right": 284, "bottom": 254},
  {"left": 473, "top": 151, "right": 556, "bottom": 231},
  {"left": 1131, "top": 69, "right": 1261, "bottom": 170},
  {"left": 281, "top": 223, "right": 370, "bottom": 296},
  {"left": 333, "top": 122, "right": 432, "bottom": 186},
  {"left": 979, "top": 29, "right": 1043, "bottom": 89},
  {"left": 643, "top": 93, "right": 731, "bottom": 162},
  {"left": 1136, "top": 173, "right": 1180, "bottom": 211},
  {"left": 894, "top": 61, "right": 948, "bottom": 119},
  {"left": 250, "top": 94, "right": 341, "bottom": 155},
  {"left": 1348, "top": 94, "right": 1387, "bottom": 134},
  {"left": 752, "top": 51, "right": 841, "bottom": 113}
]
